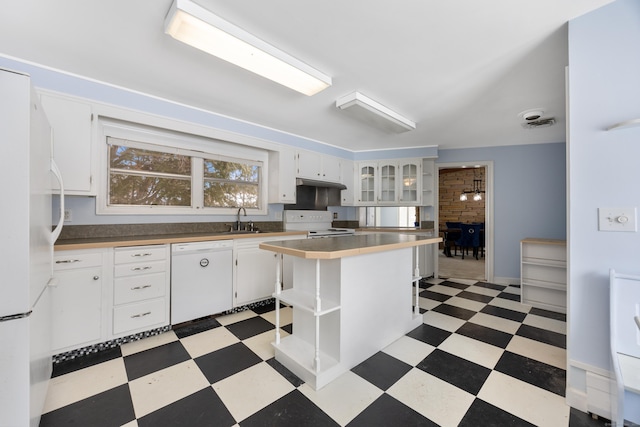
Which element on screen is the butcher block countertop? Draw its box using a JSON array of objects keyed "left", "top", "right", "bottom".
[
  {"left": 260, "top": 233, "right": 442, "bottom": 260},
  {"left": 54, "top": 231, "right": 308, "bottom": 251}
]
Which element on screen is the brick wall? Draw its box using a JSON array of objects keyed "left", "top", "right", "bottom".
[{"left": 438, "top": 168, "right": 486, "bottom": 230}]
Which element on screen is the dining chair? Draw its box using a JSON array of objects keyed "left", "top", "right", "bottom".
[{"left": 455, "top": 223, "right": 482, "bottom": 259}]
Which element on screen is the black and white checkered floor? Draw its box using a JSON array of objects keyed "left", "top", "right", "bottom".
[{"left": 40, "top": 278, "right": 609, "bottom": 427}]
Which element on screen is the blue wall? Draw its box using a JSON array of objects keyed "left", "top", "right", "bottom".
[
  {"left": 568, "top": 0, "right": 640, "bottom": 421},
  {"left": 438, "top": 143, "right": 567, "bottom": 280}
]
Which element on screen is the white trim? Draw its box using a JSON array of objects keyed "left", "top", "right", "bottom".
[{"left": 434, "top": 161, "right": 494, "bottom": 283}]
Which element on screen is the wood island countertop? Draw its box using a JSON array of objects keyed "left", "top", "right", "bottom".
[{"left": 259, "top": 233, "right": 442, "bottom": 260}]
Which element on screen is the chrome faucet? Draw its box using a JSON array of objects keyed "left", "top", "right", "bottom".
[{"left": 236, "top": 207, "right": 246, "bottom": 231}]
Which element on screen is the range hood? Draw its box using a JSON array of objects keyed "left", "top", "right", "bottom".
[
  {"left": 295, "top": 178, "right": 346, "bottom": 190},
  {"left": 284, "top": 178, "right": 346, "bottom": 210}
]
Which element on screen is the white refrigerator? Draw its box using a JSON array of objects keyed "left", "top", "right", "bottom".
[{"left": 0, "top": 68, "right": 64, "bottom": 427}]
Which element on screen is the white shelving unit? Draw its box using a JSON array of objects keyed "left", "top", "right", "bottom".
[
  {"left": 422, "top": 159, "right": 435, "bottom": 206},
  {"left": 520, "top": 238, "right": 567, "bottom": 313}
]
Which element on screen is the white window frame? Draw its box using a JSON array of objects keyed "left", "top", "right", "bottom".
[{"left": 97, "top": 118, "right": 268, "bottom": 215}]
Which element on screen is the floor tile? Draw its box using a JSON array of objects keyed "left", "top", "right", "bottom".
[
  {"left": 418, "top": 296, "right": 442, "bottom": 311},
  {"left": 282, "top": 323, "right": 293, "bottom": 334},
  {"left": 530, "top": 307, "right": 567, "bottom": 322},
  {"left": 416, "top": 349, "right": 491, "bottom": 395},
  {"left": 43, "top": 358, "right": 128, "bottom": 413},
  {"left": 438, "top": 333, "right": 504, "bottom": 369},
  {"left": 494, "top": 351, "right": 566, "bottom": 396},
  {"left": 458, "top": 398, "right": 536, "bottom": 427},
  {"left": 128, "top": 360, "right": 210, "bottom": 418},
  {"left": 351, "top": 351, "right": 412, "bottom": 391},
  {"left": 251, "top": 300, "right": 285, "bottom": 314},
  {"left": 456, "top": 289, "right": 495, "bottom": 303},
  {"left": 419, "top": 289, "right": 451, "bottom": 302},
  {"left": 299, "top": 371, "right": 383, "bottom": 425},
  {"left": 480, "top": 304, "right": 528, "bottom": 323},
  {"left": 260, "top": 305, "right": 293, "bottom": 326},
  {"left": 387, "top": 368, "right": 475, "bottom": 426},
  {"left": 215, "top": 310, "right": 257, "bottom": 326},
  {"left": 432, "top": 303, "right": 477, "bottom": 321},
  {"left": 447, "top": 278, "right": 483, "bottom": 286},
  {"left": 225, "top": 315, "right": 276, "bottom": 340},
  {"left": 523, "top": 313, "right": 566, "bottom": 335},
  {"left": 243, "top": 329, "right": 289, "bottom": 360},
  {"left": 213, "top": 362, "right": 296, "bottom": 422},
  {"left": 120, "top": 331, "right": 179, "bottom": 357},
  {"left": 422, "top": 309, "right": 467, "bottom": 332},
  {"left": 456, "top": 321, "right": 514, "bottom": 348},
  {"left": 437, "top": 280, "right": 470, "bottom": 290},
  {"left": 346, "top": 393, "right": 438, "bottom": 427},
  {"left": 477, "top": 371, "right": 570, "bottom": 427},
  {"left": 265, "top": 357, "right": 304, "bottom": 387},
  {"left": 137, "top": 387, "right": 235, "bottom": 427},
  {"left": 465, "top": 286, "right": 502, "bottom": 298},
  {"left": 445, "top": 295, "right": 488, "bottom": 312},
  {"left": 473, "top": 282, "right": 507, "bottom": 291},
  {"left": 427, "top": 283, "right": 464, "bottom": 296},
  {"left": 568, "top": 407, "right": 610, "bottom": 427},
  {"left": 406, "top": 323, "right": 452, "bottom": 347},
  {"left": 179, "top": 325, "right": 240, "bottom": 359},
  {"left": 52, "top": 346, "right": 123, "bottom": 378},
  {"left": 173, "top": 317, "right": 221, "bottom": 339},
  {"left": 489, "top": 297, "right": 532, "bottom": 313},
  {"left": 502, "top": 285, "right": 522, "bottom": 295},
  {"left": 195, "top": 342, "right": 263, "bottom": 384},
  {"left": 496, "top": 291, "right": 521, "bottom": 302},
  {"left": 506, "top": 335, "right": 567, "bottom": 370},
  {"left": 382, "top": 335, "right": 435, "bottom": 366},
  {"left": 468, "top": 312, "right": 522, "bottom": 334},
  {"left": 516, "top": 324, "right": 566, "bottom": 349},
  {"left": 240, "top": 390, "right": 339, "bottom": 427},
  {"left": 40, "top": 384, "right": 135, "bottom": 427},
  {"left": 124, "top": 341, "right": 191, "bottom": 381}
]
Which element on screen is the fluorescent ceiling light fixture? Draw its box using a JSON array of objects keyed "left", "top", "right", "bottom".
[
  {"left": 164, "top": 0, "right": 331, "bottom": 96},
  {"left": 335, "top": 92, "right": 416, "bottom": 132}
]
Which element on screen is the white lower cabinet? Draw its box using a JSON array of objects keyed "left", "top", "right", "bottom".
[
  {"left": 234, "top": 235, "right": 305, "bottom": 307},
  {"left": 111, "top": 245, "right": 170, "bottom": 338},
  {"left": 52, "top": 249, "right": 105, "bottom": 353},
  {"left": 520, "top": 238, "right": 567, "bottom": 313}
]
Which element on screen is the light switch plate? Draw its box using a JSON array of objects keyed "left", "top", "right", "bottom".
[{"left": 598, "top": 207, "right": 637, "bottom": 232}]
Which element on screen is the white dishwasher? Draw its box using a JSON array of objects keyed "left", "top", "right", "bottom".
[{"left": 171, "top": 240, "right": 233, "bottom": 325}]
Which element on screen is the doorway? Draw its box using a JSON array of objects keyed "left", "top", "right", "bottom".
[{"left": 434, "top": 161, "right": 493, "bottom": 282}]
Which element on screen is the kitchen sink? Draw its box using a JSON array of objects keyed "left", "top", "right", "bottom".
[{"left": 224, "top": 230, "right": 263, "bottom": 235}]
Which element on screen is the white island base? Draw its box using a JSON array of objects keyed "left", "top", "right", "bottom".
[{"left": 270, "top": 245, "right": 423, "bottom": 390}]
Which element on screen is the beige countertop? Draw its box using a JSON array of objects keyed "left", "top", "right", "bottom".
[
  {"left": 521, "top": 238, "right": 566, "bottom": 245},
  {"left": 54, "top": 231, "right": 308, "bottom": 251},
  {"left": 260, "top": 233, "right": 442, "bottom": 260},
  {"left": 356, "top": 227, "right": 434, "bottom": 233}
]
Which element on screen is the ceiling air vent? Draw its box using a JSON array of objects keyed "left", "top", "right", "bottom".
[{"left": 521, "top": 117, "right": 556, "bottom": 129}]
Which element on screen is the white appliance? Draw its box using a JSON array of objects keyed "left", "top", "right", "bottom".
[
  {"left": 171, "top": 240, "right": 233, "bottom": 324},
  {"left": 283, "top": 210, "right": 355, "bottom": 237},
  {"left": 0, "top": 68, "right": 64, "bottom": 427}
]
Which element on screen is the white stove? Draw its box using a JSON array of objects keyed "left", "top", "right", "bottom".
[{"left": 283, "top": 210, "right": 355, "bottom": 238}]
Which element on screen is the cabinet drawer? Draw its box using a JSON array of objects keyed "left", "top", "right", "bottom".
[
  {"left": 115, "top": 245, "right": 166, "bottom": 264},
  {"left": 114, "top": 273, "right": 166, "bottom": 305},
  {"left": 113, "top": 298, "right": 166, "bottom": 335},
  {"left": 114, "top": 260, "right": 166, "bottom": 277},
  {"left": 54, "top": 252, "right": 102, "bottom": 270}
]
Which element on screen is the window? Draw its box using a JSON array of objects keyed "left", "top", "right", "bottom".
[{"left": 98, "top": 120, "right": 267, "bottom": 215}]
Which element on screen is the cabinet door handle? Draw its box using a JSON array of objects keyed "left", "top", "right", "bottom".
[
  {"left": 131, "top": 266, "right": 152, "bottom": 271},
  {"left": 130, "top": 311, "right": 151, "bottom": 318},
  {"left": 93, "top": 276, "right": 100, "bottom": 281},
  {"left": 131, "top": 253, "right": 153, "bottom": 257},
  {"left": 56, "top": 259, "right": 80, "bottom": 264},
  {"left": 131, "top": 285, "right": 152, "bottom": 290}
]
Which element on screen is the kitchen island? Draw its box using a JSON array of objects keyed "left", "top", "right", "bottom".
[{"left": 259, "top": 233, "right": 441, "bottom": 390}]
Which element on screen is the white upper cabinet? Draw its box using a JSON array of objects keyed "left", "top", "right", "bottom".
[
  {"left": 340, "top": 159, "right": 355, "bottom": 206},
  {"left": 421, "top": 159, "right": 435, "bottom": 206},
  {"left": 356, "top": 159, "right": 422, "bottom": 206},
  {"left": 39, "top": 91, "right": 95, "bottom": 195},
  {"left": 296, "top": 150, "right": 341, "bottom": 183},
  {"left": 268, "top": 147, "right": 297, "bottom": 204}
]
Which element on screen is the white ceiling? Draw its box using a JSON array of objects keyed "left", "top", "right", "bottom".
[{"left": 1, "top": 0, "right": 613, "bottom": 152}]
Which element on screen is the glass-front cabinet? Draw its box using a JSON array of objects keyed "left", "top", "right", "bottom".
[
  {"left": 400, "top": 161, "right": 420, "bottom": 204},
  {"left": 358, "top": 162, "right": 377, "bottom": 204},
  {"left": 379, "top": 163, "right": 397, "bottom": 203}
]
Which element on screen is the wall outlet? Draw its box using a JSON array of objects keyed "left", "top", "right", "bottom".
[
  {"left": 598, "top": 207, "right": 637, "bottom": 232},
  {"left": 333, "top": 212, "right": 338, "bottom": 219},
  {"left": 63, "top": 209, "right": 72, "bottom": 222}
]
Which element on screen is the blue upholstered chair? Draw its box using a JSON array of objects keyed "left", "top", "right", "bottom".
[{"left": 455, "top": 223, "right": 482, "bottom": 259}]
